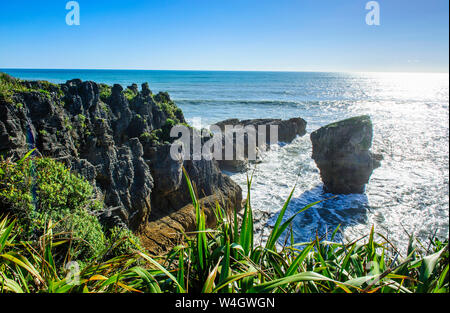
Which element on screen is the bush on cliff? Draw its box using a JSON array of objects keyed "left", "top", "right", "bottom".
[
  {"left": 0, "top": 153, "right": 139, "bottom": 262},
  {"left": 0, "top": 72, "right": 62, "bottom": 104},
  {"left": 99, "top": 83, "right": 112, "bottom": 103},
  {"left": 0, "top": 73, "right": 28, "bottom": 103},
  {"left": 124, "top": 88, "right": 138, "bottom": 102}
]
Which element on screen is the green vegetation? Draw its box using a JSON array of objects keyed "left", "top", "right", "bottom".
[
  {"left": 156, "top": 101, "right": 183, "bottom": 123},
  {"left": 325, "top": 115, "right": 371, "bottom": 129},
  {"left": 124, "top": 88, "right": 138, "bottom": 102},
  {"left": 0, "top": 156, "right": 448, "bottom": 293},
  {"left": 99, "top": 84, "right": 112, "bottom": 103},
  {"left": 95, "top": 116, "right": 107, "bottom": 125},
  {"left": 64, "top": 117, "right": 73, "bottom": 131},
  {"left": 139, "top": 131, "right": 158, "bottom": 143},
  {"left": 38, "top": 89, "right": 51, "bottom": 97},
  {"left": 38, "top": 80, "right": 62, "bottom": 95},
  {"left": 106, "top": 226, "right": 143, "bottom": 258},
  {"left": 100, "top": 103, "right": 109, "bottom": 114},
  {"left": 0, "top": 72, "right": 62, "bottom": 104},
  {"left": 140, "top": 129, "right": 165, "bottom": 145},
  {"left": 0, "top": 153, "right": 141, "bottom": 268},
  {"left": 0, "top": 155, "right": 109, "bottom": 261},
  {"left": 77, "top": 114, "right": 87, "bottom": 129},
  {"left": 160, "top": 118, "right": 177, "bottom": 142},
  {"left": 0, "top": 73, "right": 30, "bottom": 104}
]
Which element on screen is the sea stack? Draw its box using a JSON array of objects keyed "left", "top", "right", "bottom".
[{"left": 310, "top": 115, "right": 382, "bottom": 194}]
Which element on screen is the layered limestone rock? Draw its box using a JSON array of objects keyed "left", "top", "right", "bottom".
[
  {"left": 211, "top": 117, "right": 307, "bottom": 172},
  {"left": 310, "top": 115, "right": 382, "bottom": 194},
  {"left": 0, "top": 74, "right": 242, "bottom": 254}
]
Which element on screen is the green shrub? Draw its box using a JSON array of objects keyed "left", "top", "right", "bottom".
[
  {"left": 139, "top": 132, "right": 153, "bottom": 142},
  {"left": 124, "top": 88, "right": 137, "bottom": 102},
  {"left": 64, "top": 209, "right": 107, "bottom": 260},
  {"left": 0, "top": 73, "right": 29, "bottom": 103},
  {"left": 0, "top": 73, "right": 62, "bottom": 104},
  {"left": 174, "top": 107, "right": 184, "bottom": 121},
  {"left": 0, "top": 159, "right": 34, "bottom": 215},
  {"left": 77, "top": 114, "right": 87, "bottom": 128},
  {"left": 38, "top": 80, "right": 61, "bottom": 91},
  {"left": 161, "top": 119, "right": 177, "bottom": 142},
  {"left": 107, "top": 226, "right": 142, "bottom": 257},
  {"left": 99, "top": 84, "right": 112, "bottom": 103},
  {"left": 100, "top": 103, "right": 109, "bottom": 114},
  {"left": 152, "top": 129, "right": 163, "bottom": 139},
  {"left": 0, "top": 156, "right": 107, "bottom": 260},
  {"left": 157, "top": 101, "right": 180, "bottom": 122},
  {"left": 64, "top": 117, "right": 73, "bottom": 131},
  {"left": 38, "top": 89, "right": 51, "bottom": 98}
]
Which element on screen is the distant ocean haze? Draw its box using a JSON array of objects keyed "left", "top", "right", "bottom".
[{"left": 2, "top": 69, "right": 449, "bottom": 249}]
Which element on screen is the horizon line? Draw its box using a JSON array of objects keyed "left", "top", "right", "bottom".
[{"left": 0, "top": 67, "right": 448, "bottom": 75}]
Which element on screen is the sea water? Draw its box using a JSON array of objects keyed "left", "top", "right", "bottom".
[{"left": 2, "top": 69, "right": 448, "bottom": 249}]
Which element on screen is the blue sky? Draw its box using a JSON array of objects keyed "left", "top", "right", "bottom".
[{"left": 0, "top": 0, "right": 448, "bottom": 72}]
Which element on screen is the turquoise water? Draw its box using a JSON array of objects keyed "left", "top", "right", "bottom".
[{"left": 2, "top": 69, "right": 449, "bottom": 248}]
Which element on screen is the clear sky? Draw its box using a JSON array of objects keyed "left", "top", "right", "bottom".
[{"left": 0, "top": 0, "right": 448, "bottom": 72}]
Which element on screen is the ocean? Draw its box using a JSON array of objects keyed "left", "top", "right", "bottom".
[{"left": 2, "top": 69, "right": 449, "bottom": 249}]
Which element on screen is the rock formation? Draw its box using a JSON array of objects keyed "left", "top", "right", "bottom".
[
  {"left": 310, "top": 115, "right": 382, "bottom": 194},
  {"left": 0, "top": 73, "right": 242, "bottom": 254},
  {"left": 211, "top": 117, "right": 307, "bottom": 172},
  {"left": 214, "top": 117, "right": 307, "bottom": 143}
]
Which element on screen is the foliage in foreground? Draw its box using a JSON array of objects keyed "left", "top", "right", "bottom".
[
  {"left": 0, "top": 157, "right": 448, "bottom": 293},
  {"left": 0, "top": 153, "right": 140, "bottom": 264}
]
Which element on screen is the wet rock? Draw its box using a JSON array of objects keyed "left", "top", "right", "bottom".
[
  {"left": 310, "top": 115, "right": 381, "bottom": 194},
  {"left": 212, "top": 117, "right": 307, "bottom": 172},
  {"left": 214, "top": 117, "right": 307, "bottom": 143}
]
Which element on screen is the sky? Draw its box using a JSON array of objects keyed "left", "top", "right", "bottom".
[{"left": 0, "top": 0, "right": 448, "bottom": 72}]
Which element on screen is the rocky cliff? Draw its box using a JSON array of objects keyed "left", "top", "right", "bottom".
[
  {"left": 0, "top": 73, "right": 242, "bottom": 254},
  {"left": 310, "top": 115, "right": 382, "bottom": 194}
]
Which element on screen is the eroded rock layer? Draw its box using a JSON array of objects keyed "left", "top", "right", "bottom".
[
  {"left": 0, "top": 74, "right": 242, "bottom": 254},
  {"left": 212, "top": 117, "right": 307, "bottom": 172}
]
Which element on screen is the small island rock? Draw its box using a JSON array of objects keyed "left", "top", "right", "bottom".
[{"left": 310, "top": 115, "right": 381, "bottom": 194}]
